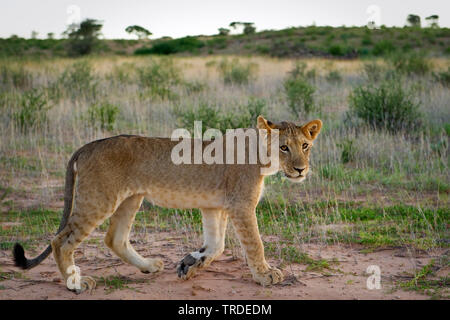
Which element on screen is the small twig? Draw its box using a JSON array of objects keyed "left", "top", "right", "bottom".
[
  {"left": 304, "top": 273, "right": 343, "bottom": 279},
  {"left": 91, "top": 262, "right": 123, "bottom": 270}
]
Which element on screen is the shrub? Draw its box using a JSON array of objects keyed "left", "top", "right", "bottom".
[
  {"left": 173, "top": 98, "right": 266, "bottom": 134},
  {"left": 221, "top": 98, "right": 267, "bottom": 129},
  {"left": 348, "top": 80, "right": 421, "bottom": 132},
  {"left": 173, "top": 102, "right": 222, "bottom": 134},
  {"left": 245, "top": 98, "right": 266, "bottom": 126},
  {"left": 373, "top": 40, "right": 395, "bottom": 56},
  {"left": 433, "top": 67, "right": 450, "bottom": 87},
  {"left": 283, "top": 68, "right": 315, "bottom": 116},
  {"left": 0, "top": 65, "right": 32, "bottom": 90},
  {"left": 137, "top": 59, "right": 181, "bottom": 99},
  {"left": 362, "top": 62, "right": 385, "bottom": 82},
  {"left": 107, "top": 62, "right": 136, "bottom": 84},
  {"left": 135, "top": 37, "right": 204, "bottom": 55},
  {"left": 288, "top": 61, "right": 316, "bottom": 81},
  {"left": 337, "top": 139, "right": 357, "bottom": 164},
  {"left": 206, "top": 37, "right": 228, "bottom": 49},
  {"left": 59, "top": 60, "right": 97, "bottom": 97},
  {"left": 13, "top": 89, "right": 51, "bottom": 132},
  {"left": 138, "top": 59, "right": 180, "bottom": 86},
  {"left": 328, "top": 44, "right": 347, "bottom": 56},
  {"left": 183, "top": 80, "right": 206, "bottom": 94},
  {"left": 326, "top": 70, "right": 342, "bottom": 83},
  {"left": 87, "top": 102, "right": 120, "bottom": 131},
  {"left": 361, "top": 35, "right": 373, "bottom": 45},
  {"left": 387, "top": 52, "right": 431, "bottom": 75},
  {"left": 217, "top": 59, "right": 257, "bottom": 85}
]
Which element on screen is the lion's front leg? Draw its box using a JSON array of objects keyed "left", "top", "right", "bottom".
[
  {"left": 177, "top": 209, "right": 227, "bottom": 279},
  {"left": 227, "top": 205, "right": 284, "bottom": 286}
]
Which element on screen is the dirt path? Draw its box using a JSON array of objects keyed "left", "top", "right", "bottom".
[{"left": 0, "top": 232, "right": 443, "bottom": 300}]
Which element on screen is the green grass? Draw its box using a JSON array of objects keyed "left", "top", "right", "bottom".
[
  {"left": 395, "top": 259, "right": 450, "bottom": 299},
  {"left": 96, "top": 275, "right": 147, "bottom": 294},
  {"left": 0, "top": 269, "right": 26, "bottom": 282},
  {"left": 3, "top": 202, "right": 447, "bottom": 258},
  {"left": 0, "top": 209, "right": 60, "bottom": 250},
  {"left": 279, "top": 246, "right": 340, "bottom": 272}
]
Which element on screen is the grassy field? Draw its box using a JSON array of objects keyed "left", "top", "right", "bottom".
[{"left": 0, "top": 54, "right": 448, "bottom": 298}]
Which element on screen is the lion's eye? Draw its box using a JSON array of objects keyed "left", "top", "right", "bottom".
[
  {"left": 302, "top": 143, "right": 309, "bottom": 150},
  {"left": 280, "top": 145, "right": 289, "bottom": 152}
]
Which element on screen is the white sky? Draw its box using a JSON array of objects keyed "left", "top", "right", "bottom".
[{"left": 1, "top": 0, "right": 449, "bottom": 39}]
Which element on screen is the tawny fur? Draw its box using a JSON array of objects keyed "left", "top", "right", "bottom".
[{"left": 15, "top": 116, "right": 322, "bottom": 293}]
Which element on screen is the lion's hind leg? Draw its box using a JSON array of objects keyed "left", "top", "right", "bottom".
[
  {"left": 52, "top": 210, "right": 109, "bottom": 293},
  {"left": 105, "top": 194, "right": 164, "bottom": 274}
]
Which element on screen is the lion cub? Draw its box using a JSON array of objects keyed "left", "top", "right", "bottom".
[{"left": 14, "top": 116, "right": 322, "bottom": 293}]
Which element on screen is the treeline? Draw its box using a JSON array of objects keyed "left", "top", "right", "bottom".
[{"left": 1, "top": 21, "right": 449, "bottom": 58}]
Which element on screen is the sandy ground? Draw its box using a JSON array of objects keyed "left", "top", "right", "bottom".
[{"left": 0, "top": 230, "right": 445, "bottom": 300}]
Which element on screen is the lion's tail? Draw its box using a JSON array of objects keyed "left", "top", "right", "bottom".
[{"left": 13, "top": 149, "right": 82, "bottom": 270}]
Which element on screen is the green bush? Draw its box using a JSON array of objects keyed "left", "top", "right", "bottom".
[
  {"left": 388, "top": 52, "right": 431, "bottom": 75},
  {"left": 0, "top": 65, "right": 32, "bottom": 90},
  {"left": 13, "top": 89, "right": 51, "bottom": 132},
  {"left": 87, "top": 102, "right": 120, "bottom": 131},
  {"left": 284, "top": 76, "right": 315, "bottom": 116},
  {"left": 362, "top": 62, "right": 385, "bottom": 82},
  {"left": 328, "top": 44, "right": 348, "bottom": 56},
  {"left": 206, "top": 37, "right": 228, "bottom": 49},
  {"left": 173, "top": 98, "right": 266, "bottom": 134},
  {"left": 217, "top": 59, "right": 257, "bottom": 85},
  {"left": 287, "top": 61, "right": 316, "bottom": 81},
  {"left": 326, "top": 70, "right": 343, "bottom": 83},
  {"left": 59, "top": 61, "right": 97, "bottom": 97},
  {"left": 137, "top": 59, "right": 181, "bottom": 99},
  {"left": 361, "top": 35, "right": 373, "bottom": 45},
  {"left": 135, "top": 37, "right": 204, "bottom": 55},
  {"left": 182, "top": 80, "right": 206, "bottom": 94},
  {"left": 337, "top": 138, "right": 357, "bottom": 164},
  {"left": 173, "top": 103, "right": 222, "bottom": 134},
  {"left": 221, "top": 98, "right": 267, "bottom": 129},
  {"left": 373, "top": 40, "right": 395, "bottom": 56},
  {"left": 348, "top": 80, "right": 421, "bottom": 132},
  {"left": 433, "top": 67, "right": 450, "bottom": 87}
]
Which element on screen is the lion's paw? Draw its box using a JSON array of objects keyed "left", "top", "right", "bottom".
[
  {"left": 68, "top": 276, "right": 96, "bottom": 294},
  {"left": 141, "top": 258, "right": 164, "bottom": 274},
  {"left": 253, "top": 267, "right": 284, "bottom": 286},
  {"left": 176, "top": 253, "right": 206, "bottom": 280}
]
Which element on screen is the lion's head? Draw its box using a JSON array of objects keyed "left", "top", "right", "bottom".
[{"left": 257, "top": 116, "right": 322, "bottom": 182}]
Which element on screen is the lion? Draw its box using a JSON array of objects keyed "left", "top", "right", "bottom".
[{"left": 13, "top": 116, "right": 322, "bottom": 293}]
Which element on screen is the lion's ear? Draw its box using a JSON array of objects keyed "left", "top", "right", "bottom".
[
  {"left": 257, "top": 116, "right": 275, "bottom": 131},
  {"left": 300, "top": 119, "right": 322, "bottom": 140}
]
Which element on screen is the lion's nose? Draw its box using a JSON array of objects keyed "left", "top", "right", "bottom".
[{"left": 294, "top": 167, "right": 306, "bottom": 175}]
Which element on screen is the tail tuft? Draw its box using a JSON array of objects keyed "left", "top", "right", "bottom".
[{"left": 13, "top": 243, "right": 29, "bottom": 269}]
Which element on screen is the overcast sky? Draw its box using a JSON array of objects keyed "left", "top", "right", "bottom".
[{"left": 1, "top": 0, "right": 449, "bottom": 39}]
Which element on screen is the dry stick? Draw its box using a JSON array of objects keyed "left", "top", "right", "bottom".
[{"left": 91, "top": 262, "right": 124, "bottom": 270}]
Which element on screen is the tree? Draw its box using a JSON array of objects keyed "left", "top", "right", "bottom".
[
  {"left": 407, "top": 14, "right": 421, "bottom": 27},
  {"left": 125, "top": 25, "right": 152, "bottom": 40},
  {"left": 47, "top": 32, "right": 54, "bottom": 39},
  {"left": 31, "top": 31, "right": 38, "bottom": 39},
  {"left": 64, "top": 18, "right": 103, "bottom": 56},
  {"left": 229, "top": 22, "right": 256, "bottom": 35},
  {"left": 218, "top": 28, "right": 230, "bottom": 36},
  {"left": 243, "top": 22, "right": 256, "bottom": 35},
  {"left": 425, "top": 15, "right": 439, "bottom": 28}
]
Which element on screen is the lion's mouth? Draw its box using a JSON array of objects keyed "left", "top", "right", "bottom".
[{"left": 284, "top": 173, "right": 305, "bottom": 180}]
